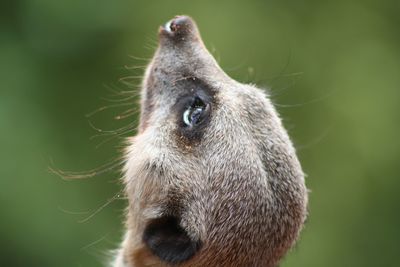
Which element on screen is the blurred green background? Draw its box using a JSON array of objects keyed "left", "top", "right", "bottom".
[{"left": 1, "top": 0, "right": 399, "bottom": 266}]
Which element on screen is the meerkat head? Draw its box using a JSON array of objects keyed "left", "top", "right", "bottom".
[{"left": 116, "top": 16, "right": 308, "bottom": 267}]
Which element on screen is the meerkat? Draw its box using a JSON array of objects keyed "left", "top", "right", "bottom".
[{"left": 113, "top": 15, "right": 308, "bottom": 267}]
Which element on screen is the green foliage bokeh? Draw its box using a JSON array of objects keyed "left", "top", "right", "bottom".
[{"left": 1, "top": 1, "right": 399, "bottom": 266}]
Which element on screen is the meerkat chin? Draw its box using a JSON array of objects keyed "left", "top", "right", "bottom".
[{"left": 113, "top": 15, "right": 308, "bottom": 267}]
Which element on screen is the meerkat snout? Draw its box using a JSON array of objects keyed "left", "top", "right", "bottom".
[
  {"left": 159, "top": 16, "right": 199, "bottom": 40},
  {"left": 113, "top": 15, "right": 308, "bottom": 267}
]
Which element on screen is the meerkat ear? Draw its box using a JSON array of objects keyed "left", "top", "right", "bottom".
[{"left": 142, "top": 215, "right": 201, "bottom": 264}]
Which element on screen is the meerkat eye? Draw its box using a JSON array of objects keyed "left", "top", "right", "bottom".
[{"left": 182, "top": 96, "right": 210, "bottom": 127}]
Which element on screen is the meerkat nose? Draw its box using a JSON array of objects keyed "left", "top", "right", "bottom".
[{"left": 158, "top": 15, "right": 199, "bottom": 42}]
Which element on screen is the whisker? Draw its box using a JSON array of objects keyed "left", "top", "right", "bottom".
[
  {"left": 118, "top": 107, "right": 138, "bottom": 116},
  {"left": 278, "top": 72, "right": 304, "bottom": 78},
  {"left": 119, "top": 80, "right": 140, "bottom": 88},
  {"left": 124, "top": 64, "right": 147, "bottom": 70},
  {"left": 81, "top": 233, "right": 110, "bottom": 251},
  {"left": 100, "top": 95, "right": 137, "bottom": 103},
  {"left": 94, "top": 126, "right": 138, "bottom": 149},
  {"left": 107, "top": 83, "right": 140, "bottom": 94},
  {"left": 100, "top": 85, "right": 139, "bottom": 103},
  {"left": 86, "top": 102, "right": 134, "bottom": 118},
  {"left": 145, "top": 36, "right": 159, "bottom": 48},
  {"left": 128, "top": 55, "right": 151, "bottom": 61},
  {"left": 78, "top": 191, "right": 124, "bottom": 223},
  {"left": 48, "top": 156, "right": 124, "bottom": 180},
  {"left": 297, "top": 126, "right": 333, "bottom": 151},
  {"left": 89, "top": 121, "right": 137, "bottom": 139},
  {"left": 274, "top": 90, "right": 334, "bottom": 108},
  {"left": 268, "top": 78, "right": 297, "bottom": 97},
  {"left": 144, "top": 44, "right": 157, "bottom": 51},
  {"left": 115, "top": 109, "right": 138, "bottom": 120},
  {"left": 118, "top": 75, "right": 144, "bottom": 82},
  {"left": 58, "top": 206, "right": 90, "bottom": 215},
  {"left": 269, "top": 49, "right": 292, "bottom": 85}
]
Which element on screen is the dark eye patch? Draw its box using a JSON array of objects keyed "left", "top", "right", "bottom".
[
  {"left": 182, "top": 96, "right": 210, "bottom": 127},
  {"left": 173, "top": 78, "right": 216, "bottom": 145}
]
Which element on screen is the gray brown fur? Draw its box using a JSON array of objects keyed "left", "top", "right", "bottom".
[{"left": 113, "top": 16, "right": 308, "bottom": 267}]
